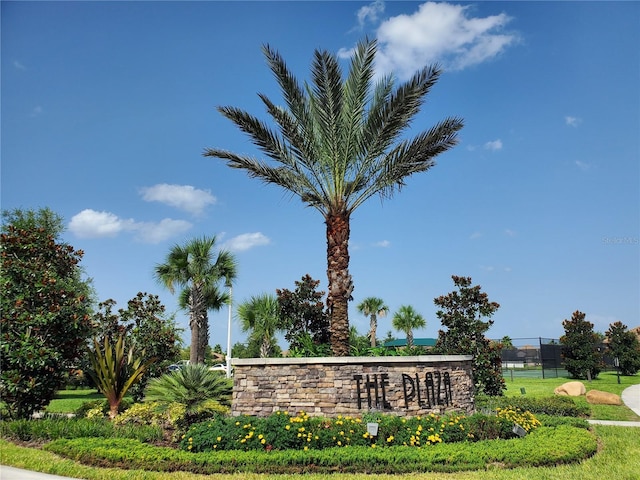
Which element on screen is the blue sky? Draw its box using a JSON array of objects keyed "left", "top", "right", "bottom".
[{"left": 3, "top": 1, "right": 639, "bottom": 351}]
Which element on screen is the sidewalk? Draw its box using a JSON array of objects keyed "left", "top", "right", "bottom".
[
  {"left": 588, "top": 382, "right": 640, "bottom": 427},
  {"left": 2, "top": 384, "right": 640, "bottom": 479}
]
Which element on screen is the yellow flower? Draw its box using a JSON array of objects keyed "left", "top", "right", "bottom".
[
  {"left": 217, "top": 436, "right": 222, "bottom": 441},
  {"left": 261, "top": 439, "right": 266, "bottom": 444},
  {"left": 285, "top": 425, "right": 290, "bottom": 430}
]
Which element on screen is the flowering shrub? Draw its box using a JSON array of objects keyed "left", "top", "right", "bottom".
[
  {"left": 180, "top": 409, "right": 541, "bottom": 453},
  {"left": 496, "top": 407, "right": 542, "bottom": 433}
]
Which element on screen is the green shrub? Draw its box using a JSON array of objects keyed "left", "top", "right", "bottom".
[
  {"left": 495, "top": 406, "right": 541, "bottom": 432},
  {"left": 476, "top": 394, "right": 589, "bottom": 417},
  {"left": 44, "top": 426, "right": 597, "bottom": 474},
  {"left": 75, "top": 398, "right": 133, "bottom": 418},
  {"left": 180, "top": 409, "right": 541, "bottom": 453},
  {"left": 0, "top": 416, "right": 162, "bottom": 443},
  {"left": 537, "top": 414, "right": 590, "bottom": 429}
]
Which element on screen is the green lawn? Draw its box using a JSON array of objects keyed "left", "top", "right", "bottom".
[
  {"left": 45, "top": 389, "right": 103, "bottom": 414},
  {"left": 2, "top": 424, "right": 639, "bottom": 480},
  {"left": 502, "top": 371, "right": 640, "bottom": 421}
]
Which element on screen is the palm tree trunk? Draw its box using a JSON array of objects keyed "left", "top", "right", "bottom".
[
  {"left": 407, "top": 330, "right": 414, "bottom": 349},
  {"left": 260, "top": 335, "right": 270, "bottom": 358},
  {"left": 190, "top": 286, "right": 208, "bottom": 364},
  {"left": 189, "top": 314, "right": 200, "bottom": 364},
  {"left": 109, "top": 402, "right": 119, "bottom": 420},
  {"left": 197, "top": 312, "right": 210, "bottom": 364},
  {"left": 326, "top": 212, "right": 353, "bottom": 356},
  {"left": 369, "top": 315, "right": 377, "bottom": 348}
]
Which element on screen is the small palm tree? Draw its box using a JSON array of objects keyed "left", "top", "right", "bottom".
[
  {"left": 144, "top": 364, "right": 232, "bottom": 417},
  {"left": 237, "top": 294, "right": 283, "bottom": 358},
  {"left": 204, "top": 39, "right": 463, "bottom": 356},
  {"left": 87, "top": 335, "right": 155, "bottom": 419},
  {"left": 155, "top": 236, "right": 237, "bottom": 364},
  {"left": 392, "top": 305, "right": 426, "bottom": 349},
  {"left": 356, "top": 297, "right": 389, "bottom": 348}
]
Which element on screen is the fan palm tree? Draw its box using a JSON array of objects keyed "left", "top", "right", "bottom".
[
  {"left": 155, "top": 236, "right": 237, "bottom": 364},
  {"left": 237, "top": 293, "right": 283, "bottom": 358},
  {"left": 204, "top": 38, "right": 463, "bottom": 356},
  {"left": 392, "top": 305, "right": 426, "bottom": 349},
  {"left": 357, "top": 297, "right": 389, "bottom": 348},
  {"left": 144, "top": 364, "right": 232, "bottom": 425}
]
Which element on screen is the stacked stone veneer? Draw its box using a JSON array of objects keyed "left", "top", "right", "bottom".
[{"left": 231, "top": 355, "right": 475, "bottom": 417}]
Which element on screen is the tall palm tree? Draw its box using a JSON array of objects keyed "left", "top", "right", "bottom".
[
  {"left": 204, "top": 38, "right": 463, "bottom": 356},
  {"left": 392, "top": 305, "right": 426, "bottom": 349},
  {"left": 357, "top": 297, "right": 389, "bottom": 348},
  {"left": 155, "top": 236, "right": 237, "bottom": 365},
  {"left": 237, "top": 293, "right": 283, "bottom": 358}
]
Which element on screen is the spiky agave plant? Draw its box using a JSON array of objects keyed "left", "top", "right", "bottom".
[{"left": 87, "top": 335, "right": 155, "bottom": 419}]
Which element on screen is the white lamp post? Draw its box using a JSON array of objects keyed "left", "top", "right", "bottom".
[{"left": 226, "top": 285, "right": 232, "bottom": 379}]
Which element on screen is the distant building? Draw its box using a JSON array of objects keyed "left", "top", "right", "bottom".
[{"left": 383, "top": 338, "right": 437, "bottom": 348}]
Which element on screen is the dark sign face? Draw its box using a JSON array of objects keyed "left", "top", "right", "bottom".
[{"left": 353, "top": 370, "right": 454, "bottom": 411}]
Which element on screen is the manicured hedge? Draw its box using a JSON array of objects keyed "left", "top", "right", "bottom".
[
  {"left": 43, "top": 426, "right": 598, "bottom": 474},
  {"left": 476, "top": 395, "right": 590, "bottom": 417}
]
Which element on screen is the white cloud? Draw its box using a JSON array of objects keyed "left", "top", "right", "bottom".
[
  {"left": 139, "top": 184, "right": 216, "bottom": 215},
  {"left": 68, "top": 209, "right": 191, "bottom": 243},
  {"left": 30, "top": 106, "right": 43, "bottom": 117},
  {"left": 575, "top": 160, "right": 591, "bottom": 171},
  {"left": 373, "top": 240, "right": 391, "bottom": 247},
  {"left": 131, "top": 219, "right": 192, "bottom": 244},
  {"left": 484, "top": 139, "right": 503, "bottom": 151},
  {"left": 13, "top": 60, "right": 26, "bottom": 70},
  {"left": 373, "top": 2, "right": 518, "bottom": 79},
  {"left": 470, "top": 231, "right": 483, "bottom": 240},
  {"left": 69, "top": 209, "right": 135, "bottom": 238},
  {"left": 357, "top": 0, "right": 385, "bottom": 29},
  {"left": 504, "top": 228, "right": 516, "bottom": 237},
  {"left": 565, "top": 116, "right": 582, "bottom": 127},
  {"left": 224, "top": 232, "right": 271, "bottom": 252}
]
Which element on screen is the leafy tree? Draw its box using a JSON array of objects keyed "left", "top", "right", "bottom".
[
  {"left": 560, "top": 310, "right": 603, "bottom": 380},
  {"left": 87, "top": 335, "right": 154, "bottom": 419},
  {"left": 205, "top": 39, "right": 464, "bottom": 355},
  {"left": 605, "top": 321, "right": 640, "bottom": 376},
  {"left": 144, "top": 363, "right": 232, "bottom": 428},
  {"left": 237, "top": 294, "right": 284, "bottom": 358},
  {"left": 391, "top": 305, "right": 426, "bottom": 349},
  {"left": 89, "top": 293, "right": 182, "bottom": 400},
  {"left": 433, "top": 275, "right": 504, "bottom": 396},
  {"left": 276, "top": 274, "right": 330, "bottom": 353},
  {"left": 357, "top": 297, "right": 389, "bottom": 347},
  {"left": 1, "top": 208, "right": 94, "bottom": 419},
  {"left": 155, "top": 236, "right": 237, "bottom": 364}
]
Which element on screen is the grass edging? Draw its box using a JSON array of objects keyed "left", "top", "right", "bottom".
[{"left": 42, "top": 425, "right": 597, "bottom": 474}]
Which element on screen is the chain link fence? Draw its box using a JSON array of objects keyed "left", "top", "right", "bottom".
[{"left": 499, "top": 337, "right": 614, "bottom": 379}]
